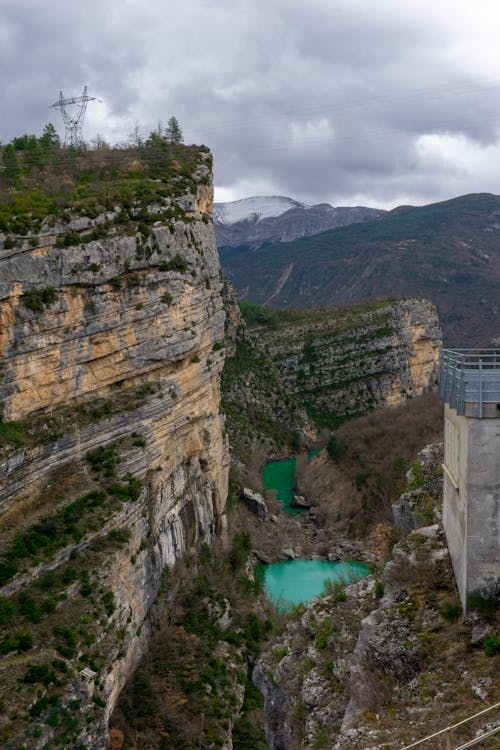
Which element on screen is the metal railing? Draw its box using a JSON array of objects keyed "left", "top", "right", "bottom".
[
  {"left": 400, "top": 701, "right": 500, "bottom": 750},
  {"left": 439, "top": 349, "right": 500, "bottom": 417}
]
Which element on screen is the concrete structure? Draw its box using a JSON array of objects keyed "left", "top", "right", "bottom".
[{"left": 439, "top": 350, "right": 500, "bottom": 610}]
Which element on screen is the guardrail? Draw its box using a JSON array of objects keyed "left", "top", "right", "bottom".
[
  {"left": 400, "top": 702, "right": 500, "bottom": 749},
  {"left": 439, "top": 349, "right": 500, "bottom": 417}
]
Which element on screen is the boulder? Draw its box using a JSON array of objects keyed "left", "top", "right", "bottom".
[
  {"left": 241, "top": 487, "right": 268, "bottom": 520},
  {"left": 290, "top": 494, "right": 310, "bottom": 509}
]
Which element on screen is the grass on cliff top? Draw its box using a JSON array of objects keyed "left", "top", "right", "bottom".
[
  {"left": 0, "top": 133, "right": 210, "bottom": 237},
  {"left": 238, "top": 298, "right": 396, "bottom": 330}
]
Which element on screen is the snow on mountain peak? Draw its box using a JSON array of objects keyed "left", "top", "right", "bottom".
[{"left": 213, "top": 196, "right": 309, "bottom": 225}]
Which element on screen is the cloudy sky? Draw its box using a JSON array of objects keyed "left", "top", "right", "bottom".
[{"left": 2, "top": 0, "right": 500, "bottom": 208}]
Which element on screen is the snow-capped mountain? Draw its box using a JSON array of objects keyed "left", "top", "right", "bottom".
[
  {"left": 213, "top": 196, "right": 308, "bottom": 225},
  {"left": 214, "top": 195, "right": 386, "bottom": 255}
]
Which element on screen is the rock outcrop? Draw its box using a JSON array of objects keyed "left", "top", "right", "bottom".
[
  {"left": 254, "top": 442, "right": 499, "bottom": 749},
  {"left": 258, "top": 298, "right": 442, "bottom": 422},
  {"left": 215, "top": 196, "right": 385, "bottom": 254},
  {"left": 0, "top": 146, "right": 229, "bottom": 748},
  {"left": 223, "top": 298, "right": 442, "bottom": 470}
]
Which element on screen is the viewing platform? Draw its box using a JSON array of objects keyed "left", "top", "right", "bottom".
[{"left": 439, "top": 349, "right": 500, "bottom": 418}]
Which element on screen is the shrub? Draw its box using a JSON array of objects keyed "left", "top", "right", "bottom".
[
  {"left": 0, "top": 421, "right": 25, "bottom": 449},
  {"left": 161, "top": 291, "right": 172, "bottom": 305},
  {"left": 109, "top": 276, "right": 122, "bottom": 290},
  {"left": 326, "top": 434, "right": 346, "bottom": 460},
  {"left": 482, "top": 633, "right": 500, "bottom": 656},
  {"left": 0, "top": 595, "right": 15, "bottom": 625},
  {"left": 18, "top": 593, "right": 43, "bottom": 623},
  {"left": 102, "top": 590, "right": 116, "bottom": 616},
  {"left": 158, "top": 254, "right": 188, "bottom": 273},
  {"left": 441, "top": 601, "right": 460, "bottom": 621},
  {"left": 55, "top": 230, "right": 81, "bottom": 248},
  {"left": 229, "top": 532, "right": 252, "bottom": 571},
  {"left": 322, "top": 578, "right": 346, "bottom": 602},
  {"left": 0, "top": 630, "right": 33, "bottom": 654},
  {"left": 238, "top": 300, "right": 274, "bottom": 327},
  {"left": 22, "top": 286, "right": 57, "bottom": 313},
  {"left": 22, "top": 664, "right": 56, "bottom": 685}
]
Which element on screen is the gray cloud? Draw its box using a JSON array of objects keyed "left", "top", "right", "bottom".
[{"left": 2, "top": 0, "right": 500, "bottom": 208}]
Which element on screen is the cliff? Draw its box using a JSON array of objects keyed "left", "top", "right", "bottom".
[
  {"left": 0, "top": 145, "right": 229, "bottom": 748},
  {"left": 255, "top": 444, "right": 499, "bottom": 749},
  {"left": 221, "top": 191, "right": 500, "bottom": 346},
  {"left": 222, "top": 298, "right": 442, "bottom": 474},
  {"left": 251, "top": 298, "right": 441, "bottom": 425}
]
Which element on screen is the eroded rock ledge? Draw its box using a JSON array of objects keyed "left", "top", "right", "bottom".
[{"left": 0, "top": 148, "right": 229, "bottom": 748}]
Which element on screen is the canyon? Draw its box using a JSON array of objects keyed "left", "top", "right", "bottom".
[{"left": 0, "top": 142, "right": 497, "bottom": 750}]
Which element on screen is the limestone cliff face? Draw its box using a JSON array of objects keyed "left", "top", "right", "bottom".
[
  {"left": 0, "top": 150, "right": 229, "bottom": 748},
  {"left": 254, "top": 298, "right": 442, "bottom": 423},
  {"left": 222, "top": 298, "right": 442, "bottom": 471}
]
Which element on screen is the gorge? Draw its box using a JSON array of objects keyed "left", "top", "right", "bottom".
[{"left": 0, "top": 141, "right": 497, "bottom": 750}]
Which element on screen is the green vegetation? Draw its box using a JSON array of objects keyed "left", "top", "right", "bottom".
[
  {"left": 165, "top": 116, "right": 184, "bottom": 145},
  {"left": 482, "top": 633, "right": 500, "bottom": 656},
  {"left": 222, "top": 193, "right": 500, "bottom": 344},
  {"left": 326, "top": 434, "right": 346, "bottom": 461},
  {"left": 158, "top": 253, "right": 189, "bottom": 273},
  {"left": 22, "top": 286, "right": 57, "bottom": 313},
  {"left": 0, "top": 439, "right": 141, "bottom": 586},
  {"left": 238, "top": 298, "right": 391, "bottom": 331},
  {"left": 222, "top": 336, "right": 303, "bottom": 455},
  {"left": 238, "top": 300, "right": 274, "bottom": 326},
  {"left": 0, "top": 126, "right": 210, "bottom": 243},
  {"left": 112, "top": 532, "right": 274, "bottom": 750},
  {"left": 0, "top": 381, "right": 159, "bottom": 455}
]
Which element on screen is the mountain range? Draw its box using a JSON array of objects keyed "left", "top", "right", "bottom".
[
  {"left": 214, "top": 195, "right": 385, "bottom": 257},
  {"left": 219, "top": 192, "right": 500, "bottom": 346}
]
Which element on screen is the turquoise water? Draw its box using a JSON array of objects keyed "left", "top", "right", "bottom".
[
  {"left": 262, "top": 457, "right": 299, "bottom": 514},
  {"left": 263, "top": 558, "right": 370, "bottom": 608},
  {"left": 308, "top": 448, "right": 322, "bottom": 460}
]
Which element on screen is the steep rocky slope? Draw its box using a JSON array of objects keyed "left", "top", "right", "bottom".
[
  {"left": 221, "top": 192, "right": 500, "bottom": 345},
  {"left": 0, "top": 145, "right": 229, "bottom": 749},
  {"left": 214, "top": 196, "right": 385, "bottom": 256},
  {"left": 223, "top": 298, "right": 441, "bottom": 475},
  {"left": 255, "top": 445, "right": 500, "bottom": 750}
]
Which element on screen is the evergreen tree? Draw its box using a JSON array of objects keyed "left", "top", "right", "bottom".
[
  {"left": 39, "top": 123, "right": 60, "bottom": 152},
  {"left": 165, "top": 116, "right": 183, "bottom": 144},
  {"left": 2, "top": 144, "right": 20, "bottom": 184}
]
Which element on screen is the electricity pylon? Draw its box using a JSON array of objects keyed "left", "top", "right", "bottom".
[{"left": 50, "top": 86, "right": 100, "bottom": 147}]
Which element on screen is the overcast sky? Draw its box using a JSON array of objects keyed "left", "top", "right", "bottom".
[{"left": 2, "top": 0, "right": 500, "bottom": 208}]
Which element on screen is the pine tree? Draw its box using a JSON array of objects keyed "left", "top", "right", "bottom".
[
  {"left": 2, "top": 144, "right": 20, "bottom": 185},
  {"left": 165, "top": 116, "right": 183, "bottom": 144},
  {"left": 39, "top": 123, "right": 60, "bottom": 152}
]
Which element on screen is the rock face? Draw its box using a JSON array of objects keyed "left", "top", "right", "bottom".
[
  {"left": 255, "top": 442, "right": 499, "bottom": 750},
  {"left": 0, "top": 148, "right": 229, "bottom": 748},
  {"left": 241, "top": 487, "right": 269, "bottom": 520},
  {"left": 221, "top": 192, "right": 500, "bottom": 345},
  {"left": 240, "top": 298, "right": 442, "bottom": 427},
  {"left": 214, "top": 196, "right": 385, "bottom": 254},
  {"left": 392, "top": 442, "right": 444, "bottom": 533},
  {"left": 254, "top": 576, "right": 378, "bottom": 750}
]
